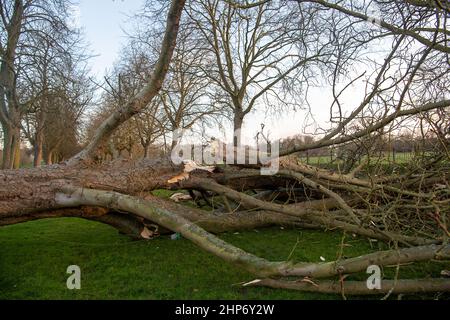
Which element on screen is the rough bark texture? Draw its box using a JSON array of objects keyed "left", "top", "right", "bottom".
[
  {"left": 0, "top": 158, "right": 178, "bottom": 218},
  {"left": 0, "top": 0, "right": 24, "bottom": 170},
  {"left": 248, "top": 278, "right": 450, "bottom": 295}
]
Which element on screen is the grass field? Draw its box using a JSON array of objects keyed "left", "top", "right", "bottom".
[
  {"left": 0, "top": 218, "right": 448, "bottom": 300},
  {"left": 299, "top": 152, "right": 416, "bottom": 167}
]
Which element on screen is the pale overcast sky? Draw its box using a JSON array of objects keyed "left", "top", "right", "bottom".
[{"left": 77, "top": 0, "right": 145, "bottom": 78}]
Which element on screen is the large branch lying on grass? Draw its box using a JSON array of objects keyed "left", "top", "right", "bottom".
[
  {"left": 277, "top": 169, "right": 362, "bottom": 225},
  {"left": 147, "top": 195, "right": 321, "bottom": 233},
  {"left": 54, "top": 187, "right": 450, "bottom": 281},
  {"left": 246, "top": 278, "right": 450, "bottom": 295},
  {"left": 0, "top": 202, "right": 319, "bottom": 239},
  {"left": 185, "top": 177, "right": 438, "bottom": 246},
  {"left": 1, "top": 155, "right": 445, "bottom": 246},
  {"left": 0, "top": 208, "right": 149, "bottom": 239},
  {"left": 0, "top": 159, "right": 301, "bottom": 218},
  {"left": 55, "top": 186, "right": 294, "bottom": 277}
]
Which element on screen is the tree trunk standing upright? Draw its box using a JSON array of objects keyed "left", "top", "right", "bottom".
[
  {"left": 9, "top": 112, "right": 21, "bottom": 170},
  {"left": 0, "top": 79, "right": 22, "bottom": 170},
  {"left": 53, "top": 152, "right": 60, "bottom": 164},
  {"left": 187, "top": 0, "right": 322, "bottom": 155},
  {"left": 143, "top": 144, "right": 150, "bottom": 159},
  {"left": 171, "top": 124, "right": 183, "bottom": 151},
  {"left": 0, "top": 0, "right": 25, "bottom": 170},
  {"left": 1, "top": 126, "right": 13, "bottom": 169},
  {"left": 32, "top": 109, "right": 46, "bottom": 168},
  {"left": 233, "top": 111, "right": 244, "bottom": 148},
  {"left": 34, "top": 130, "right": 44, "bottom": 167},
  {"left": 33, "top": 60, "right": 49, "bottom": 168},
  {"left": 1, "top": 123, "right": 21, "bottom": 170},
  {"left": 171, "top": 137, "right": 179, "bottom": 151},
  {"left": 13, "top": 138, "right": 21, "bottom": 169},
  {"left": 44, "top": 150, "right": 53, "bottom": 165}
]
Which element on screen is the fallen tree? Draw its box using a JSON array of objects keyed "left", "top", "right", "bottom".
[
  {"left": 1, "top": 0, "right": 449, "bottom": 297},
  {"left": 1, "top": 151, "right": 448, "bottom": 296}
]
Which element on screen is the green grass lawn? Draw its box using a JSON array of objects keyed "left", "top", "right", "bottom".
[
  {"left": 0, "top": 218, "right": 447, "bottom": 300},
  {"left": 299, "top": 152, "right": 417, "bottom": 166}
]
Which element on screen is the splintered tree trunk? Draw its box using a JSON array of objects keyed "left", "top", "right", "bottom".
[{"left": 0, "top": 159, "right": 178, "bottom": 217}]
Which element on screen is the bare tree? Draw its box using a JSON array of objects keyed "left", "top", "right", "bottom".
[
  {"left": 68, "top": 0, "right": 185, "bottom": 165},
  {"left": 134, "top": 100, "right": 165, "bottom": 159},
  {"left": 20, "top": 24, "right": 91, "bottom": 166},
  {"left": 161, "top": 29, "right": 222, "bottom": 148},
  {"left": 186, "top": 0, "right": 331, "bottom": 146},
  {"left": 0, "top": 0, "right": 78, "bottom": 168},
  {"left": 128, "top": 10, "right": 222, "bottom": 150}
]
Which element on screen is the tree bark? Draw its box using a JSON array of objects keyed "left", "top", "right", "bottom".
[
  {"left": 34, "top": 130, "right": 44, "bottom": 167},
  {"left": 1, "top": 125, "right": 13, "bottom": 169},
  {"left": 233, "top": 111, "right": 244, "bottom": 148},
  {"left": 143, "top": 144, "right": 150, "bottom": 159},
  {"left": 2, "top": 124, "right": 20, "bottom": 170},
  {"left": 44, "top": 150, "right": 53, "bottom": 165},
  {"left": 0, "top": 0, "right": 24, "bottom": 170},
  {"left": 0, "top": 158, "right": 179, "bottom": 218},
  {"left": 0, "top": 203, "right": 318, "bottom": 239},
  {"left": 171, "top": 137, "right": 179, "bottom": 151},
  {"left": 247, "top": 278, "right": 450, "bottom": 295},
  {"left": 13, "top": 138, "right": 21, "bottom": 169},
  {"left": 50, "top": 187, "right": 450, "bottom": 280}
]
